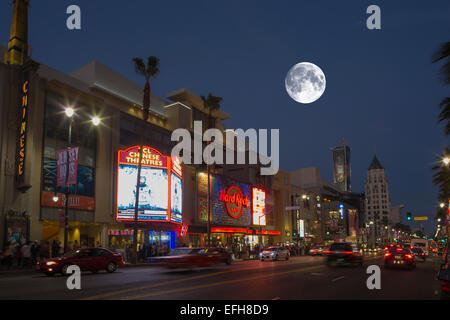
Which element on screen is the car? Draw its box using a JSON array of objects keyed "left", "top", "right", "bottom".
[
  {"left": 384, "top": 246, "right": 416, "bottom": 270},
  {"left": 411, "top": 247, "right": 426, "bottom": 262},
  {"left": 260, "top": 246, "right": 290, "bottom": 261},
  {"left": 36, "top": 247, "right": 124, "bottom": 276},
  {"left": 309, "top": 246, "right": 325, "bottom": 256},
  {"left": 152, "top": 247, "right": 233, "bottom": 269},
  {"left": 323, "top": 242, "right": 363, "bottom": 267}
]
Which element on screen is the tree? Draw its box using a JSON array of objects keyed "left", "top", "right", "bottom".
[
  {"left": 131, "top": 56, "right": 160, "bottom": 263},
  {"left": 432, "top": 42, "right": 450, "bottom": 135},
  {"left": 200, "top": 93, "right": 223, "bottom": 248}
]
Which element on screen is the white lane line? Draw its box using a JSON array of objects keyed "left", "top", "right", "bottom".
[
  {"left": 272, "top": 297, "right": 280, "bottom": 300},
  {"left": 311, "top": 273, "right": 323, "bottom": 276},
  {"left": 331, "top": 276, "right": 345, "bottom": 282}
]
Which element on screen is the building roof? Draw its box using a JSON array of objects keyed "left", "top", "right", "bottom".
[{"left": 368, "top": 155, "right": 384, "bottom": 170}]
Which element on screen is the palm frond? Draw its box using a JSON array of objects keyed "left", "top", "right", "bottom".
[
  {"left": 432, "top": 41, "right": 450, "bottom": 84},
  {"left": 132, "top": 58, "right": 146, "bottom": 77},
  {"left": 147, "top": 56, "right": 160, "bottom": 77}
]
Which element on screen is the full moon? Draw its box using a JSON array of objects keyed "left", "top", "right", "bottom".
[{"left": 285, "top": 62, "right": 326, "bottom": 104}]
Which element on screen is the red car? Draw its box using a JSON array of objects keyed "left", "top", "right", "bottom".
[
  {"left": 152, "top": 247, "right": 233, "bottom": 269},
  {"left": 36, "top": 248, "right": 124, "bottom": 276},
  {"left": 384, "top": 246, "right": 416, "bottom": 270},
  {"left": 439, "top": 244, "right": 450, "bottom": 297}
]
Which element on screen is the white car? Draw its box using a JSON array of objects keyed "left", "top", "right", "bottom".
[{"left": 260, "top": 246, "right": 290, "bottom": 261}]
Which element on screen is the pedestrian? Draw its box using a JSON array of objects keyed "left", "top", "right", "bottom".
[
  {"left": 39, "top": 240, "right": 50, "bottom": 260},
  {"left": 30, "top": 241, "right": 40, "bottom": 266},
  {"left": 21, "top": 241, "right": 31, "bottom": 268},
  {"left": 51, "top": 240, "right": 59, "bottom": 258},
  {"left": 58, "top": 241, "right": 64, "bottom": 256},
  {"left": 1, "top": 242, "right": 15, "bottom": 270}
]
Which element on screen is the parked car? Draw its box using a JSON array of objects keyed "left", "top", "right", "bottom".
[
  {"left": 152, "top": 247, "right": 233, "bottom": 269},
  {"left": 384, "top": 246, "right": 416, "bottom": 270},
  {"left": 36, "top": 247, "right": 124, "bottom": 276},
  {"left": 260, "top": 246, "right": 290, "bottom": 261},
  {"left": 323, "top": 242, "right": 363, "bottom": 267}
]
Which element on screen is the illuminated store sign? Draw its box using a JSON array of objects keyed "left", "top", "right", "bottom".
[
  {"left": 116, "top": 146, "right": 182, "bottom": 223},
  {"left": 219, "top": 186, "right": 249, "bottom": 219},
  {"left": 16, "top": 76, "right": 30, "bottom": 185},
  {"left": 252, "top": 187, "right": 266, "bottom": 226}
]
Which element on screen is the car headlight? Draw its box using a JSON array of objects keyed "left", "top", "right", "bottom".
[
  {"left": 46, "top": 261, "right": 57, "bottom": 266},
  {"left": 270, "top": 252, "right": 275, "bottom": 256}
]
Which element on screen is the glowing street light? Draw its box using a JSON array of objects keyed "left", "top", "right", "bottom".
[
  {"left": 443, "top": 157, "right": 450, "bottom": 166},
  {"left": 65, "top": 107, "right": 74, "bottom": 118},
  {"left": 92, "top": 116, "right": 101, "bottom": 126},
  {"left": 440, "top": 202, "right": 446, "bottom": 208}
]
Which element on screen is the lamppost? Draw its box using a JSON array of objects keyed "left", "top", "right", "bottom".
[{"left": 62, "top": 108, "right": 100, "bottom": 253}]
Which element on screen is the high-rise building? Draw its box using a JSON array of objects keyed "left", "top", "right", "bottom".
[
  {"left": 331, "top": 139, "right": 351, "bottom": 192},
  {"left": 364, "top": 155, "right": 392, "bottom": 244}
]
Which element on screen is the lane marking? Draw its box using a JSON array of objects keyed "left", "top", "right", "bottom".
[
  {"left": 83, "top": 255, "right": 381, "bottom": 300},
  {"left": 331, "top": 276, "right": 345, "bottom": 282},
  {"left": 272, "top": 297, "right": 280, "bottom": 300},
  {"left": 119, "top": 265, "right": 323, "bottom": 300},
  {"left": 81, "top": 258, "right": 316, "bottom": 300}
]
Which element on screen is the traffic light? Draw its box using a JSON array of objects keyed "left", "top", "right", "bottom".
[{"left": 406, "top": 212, "right": 412, "bottom": 221}]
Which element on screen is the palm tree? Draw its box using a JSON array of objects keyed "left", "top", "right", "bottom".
[
  {"left": 432, "top": 41, "right": 450, "bottom": 135},
  {"left": 200, "top": 93, "right": 223, "bottom": 248},
  {"left": 131, "top": 56, "right": 160, "bottom": 263}
]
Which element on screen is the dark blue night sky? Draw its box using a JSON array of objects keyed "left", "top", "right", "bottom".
[{"left": 1, "top": 0, "right": 449, "bottom": 234}]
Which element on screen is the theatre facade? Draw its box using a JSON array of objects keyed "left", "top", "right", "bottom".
[{"left": 0, "top": 58, "right": 279, "bottom": 250}]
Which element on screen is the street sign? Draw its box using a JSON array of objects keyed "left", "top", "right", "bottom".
[
  {"left": 67, "top": 147, "right": 79, "bottom": 185},
  {"left": 57, "top": 147, "right": 79, "bottom": 186},
  {"left": 56, "top": 149, "right": 67, "bottom": 187},
  {"left": 413, "top": 217, "right": 428, "bottom": 221}
]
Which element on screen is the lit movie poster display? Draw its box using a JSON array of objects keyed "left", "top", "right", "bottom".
[{"left": 116, "top": 146, "right": 182, "bottom": 223}]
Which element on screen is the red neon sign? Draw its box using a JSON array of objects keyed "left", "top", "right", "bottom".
[
  {"left": 210, "top": 227, "right": 280, "bottom": 235},
  {"left": 219, "top": 186, "right": 249, "bottom": 219}
]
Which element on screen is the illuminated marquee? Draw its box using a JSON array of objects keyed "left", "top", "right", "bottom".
[
  {"left": 116, "top": 146, "right": 182, "bottom": 223},
  {"left": 219, "top": 186, "right": 250, "bottom": 219},
  {"left": 16, "top": 77, "right": 30, "bottom": 185},
  {"left": 252, "top": 187, "right": 266, "bottom": 226}
]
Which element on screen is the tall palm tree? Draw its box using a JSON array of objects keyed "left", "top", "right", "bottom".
[
  {"left": 432, "top": 41, "right": 450, "bottom": 135},
  {"left": 131, "top": 56, "right": 160, "bottom": 263},
  {"left": 200, "top": 93, "right": 223, "bottom": 248}
]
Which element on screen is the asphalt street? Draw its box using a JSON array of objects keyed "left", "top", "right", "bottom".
[{"left": 0, "top": 254, "right": 444, "bottom": 300}]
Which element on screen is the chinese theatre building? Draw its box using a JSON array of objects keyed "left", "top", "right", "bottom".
[{"left": 0, "top": 1, "right": 280, "bottom": 252}]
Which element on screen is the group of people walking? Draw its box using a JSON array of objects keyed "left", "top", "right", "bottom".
[{"left": 0, "top": 239, "right": 83, "bottom": 270}]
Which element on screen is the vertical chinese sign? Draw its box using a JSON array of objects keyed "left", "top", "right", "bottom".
[{"left": 16, "top": 73, "right": 30, "bottom": 187}]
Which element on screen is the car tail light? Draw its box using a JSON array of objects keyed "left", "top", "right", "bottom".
[
  {"left": 384, "top": 253, "right": 391, "bottom": 257},
  {"left": 322, "top": 251, "right": 332, "bottom": 254},
  {"left": 405, "top": 254, "right": 413, "bottom": 259},
  {"left": 341, "top": 251, "right": 353, "bottom": 254}
]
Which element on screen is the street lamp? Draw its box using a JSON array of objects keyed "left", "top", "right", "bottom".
[
  {"left": 440, "top": 202, "right": 446, "bottom": 209},
  {"left": 62, "top": 107, "right": 100, "bottom": 253},
  {"left": 92, "top": 116, "right": 101, "bottom": 126},
  {"left": 443, "top": 156, "right": 450, "bottom": 166}
]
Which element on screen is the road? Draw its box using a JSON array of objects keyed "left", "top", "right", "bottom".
[{"left": 0, "top": 253, "right": 444, "bottom": 300}]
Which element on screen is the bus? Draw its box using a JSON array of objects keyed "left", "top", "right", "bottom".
[{"left": 410, "top": 239, "right": 429, "bottom": 256}]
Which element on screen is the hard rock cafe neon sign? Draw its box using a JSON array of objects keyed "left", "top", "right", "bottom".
[{"left": 219, "top": 186, "right": 249, "bottom": 219}]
